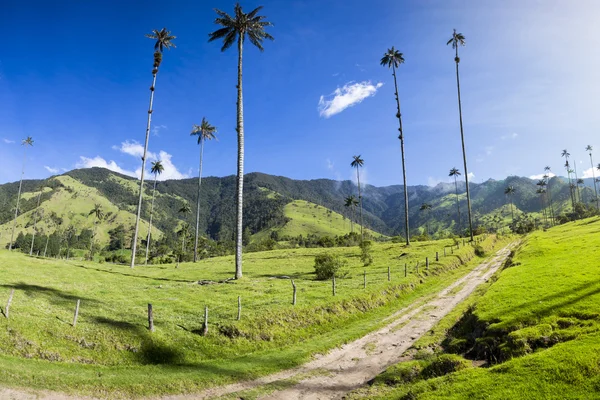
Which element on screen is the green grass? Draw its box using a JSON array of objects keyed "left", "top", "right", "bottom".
[
  {"left": 352, "top": 217, "right": 600, "bottom": 399},
  {"left": 0, "top": 234, "right": 501, "bottom": 398},
  {"left": 253, "top": 199, "right": 383, "bottom": 241}
]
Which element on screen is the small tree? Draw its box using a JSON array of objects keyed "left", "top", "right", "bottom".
[
  {"left": 360, "top": 240, "right": 373, "bottom": 266},
  {"left": 314, "top": 253, "right": 348, "bottom": 280}
]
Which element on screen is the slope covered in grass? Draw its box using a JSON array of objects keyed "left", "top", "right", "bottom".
[
  {"left": 0, "top": 234, "right": 501, "bottom": 397},
  {"left": 353, "top": 217, "right": 600, "bottom": 399}
]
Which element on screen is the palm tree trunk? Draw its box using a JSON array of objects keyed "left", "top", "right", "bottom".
[
  {"left": 234, "top": 36, "right": 245, "bottom": 280},
  {"left": 547, "top": 179, "right": 555, "bottom": 225},
  {"left": 29, "top": 190, "right": 42, "bottom": 256},
  {"left": 454, "top": 49, "right": 474, "bottom": 241},
  {"left": 590, "top": 153, "right": 599, "bottom": 210},
  {"left": 43, "top": 233, "right": 49, "bottom": 257},
  {"left": 453, "top": 175, "right": 461, "bottom": 234},
  {"left": 90, "top": 222, "right": 96, "bottom": 260},
  {"left": 130, "top": 70, "right": 158, "bottom": 269},
  {"left": 194, "top": 139, "right": 205, "bottom": 262},
  {"left": 356, "top": 168, "right": 364, "bottom": 242},
  {"left": 392, "top": 65, "right": 410, "bottom": 246},
  {"left": 566, "top": 172, "right": 575, "bottom": 210},
  {"left": 144, "top": 174, "right": 158, "bottom": 266},
  {"left": 574, "top": 162, "right": 581, "bottom": 203},
  {"left": 9, "top": 147, "right": 27, "bottom": 251},
  {"left": 510, "top": 198, "right": 514, "bottom": 222}
]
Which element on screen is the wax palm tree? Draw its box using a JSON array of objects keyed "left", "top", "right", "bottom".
[
  {"left": 544, "top": 166, "right": 555, "bottom": 224},
  {"left": 131, "top": 28, "right": 176, "bottom": 269},
  {"left": 89, "top": 203, "right": 104, "bottom": 260},
  {"left": 380, "top": 46, "right": 410, "bottom": 246},
  {"left": 209, "top": 3, "right": 273, "bottom": 280},
  {"left": 576, "top": 178, "right": 585, "bottom": 203},
  {"left": 178, "top": 203, "right": 192, "bottom": 258},
  {"left": 29, "top": 188, "right": 43, "bottom": 256},
  {"left": 344, "top": 195, "right": 358, "bottom": 233},
  {"left": 351, "top": 155, "right": 365, "bottom": 241},
  {"left": 190, "top": 118, "right": 217, "bottom": 262},
  {"left": 447, "top": 29, "right": 473, "bottom": 241},
  {"left": 587, "top": 146, "right": 599, "bottom": 210},
  {"left": 419, "top": 203, "right": 432, "bottom": 236},
  {"left": 562, "top": 150, "right": 576, "bottom": 209},
  {"left": 448, "top": 167, "right": 462, "bottom": 234},
  {"left": 573, "top": 160, "right": 582, "bottom": 203},
  {"left": 536, "top": 180, "right": 548, "bottom": 224},
  {"left": 144, "top": 160, "right": 164, "bottom": 265},
  {"left": 9, "top": 136, "right": 34, "bottom": 251},
  {"left": 504, "top": 185, "right": 516, "bottom": 222}
]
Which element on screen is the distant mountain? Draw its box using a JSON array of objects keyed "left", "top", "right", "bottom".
[{"left": 0, "top": 167, "right": 595, "bottom": 248}]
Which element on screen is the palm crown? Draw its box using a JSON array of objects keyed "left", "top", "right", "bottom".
[
  {"left": 504, "top": 186, "right": 515, "bottom": 195},
  {"left": 561, "top": 149, "right": 570, "bottom": 158},
  {"left": 179, "top": 203, "right": 191, "bottom": 214},
  {"left": 447, "top": 29, "right": 466, "bottom": 49},
  {"left": 380, "top": 47, "right": 404, "bottom": 69},
  {"left": 89, "top": 204, "right": 104, "bottom": 220},
  {"left": 22, "top": 136, "right": 34, "bottom": 146},
  {"left": 351, "top": 155, "right": 364, "bottom": 168},
  {"left": 449, "top": 167, "right": 461, "bottom": 177},
  {"left": 146, "top": 28, "right": 176, "bottom": 53},
  {"left": 208, "top": 3, "right": 274, "bottom": 52},
  {"left": 344, "top": 195, "right": 357, "bottom": 208},
  {"left": 191, "top": 118, "right": 218, "bottom": 144},
  {"left": 420, "top": 203, "right": 432, "bottom": 211},
  {"left": 150, "top": 160, "right": 164, "bottom": 176},
  {"left": 586, "top": 145, "right": 593, "bottom": 153}
]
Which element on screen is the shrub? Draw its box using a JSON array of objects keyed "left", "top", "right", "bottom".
[
  {"left": 360, "top": 240, "right": 373, "bottom": 266},
  {"left": 474, "top": 245, "right": 485, "bottom": 257},
  {"left": 314, "top": 253, "right": 348, "bottom": 280}
]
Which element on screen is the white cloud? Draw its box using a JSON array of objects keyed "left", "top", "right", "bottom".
[
  {"left": 152, "top": 124, "right": 167, "bottom": 137},
  {"left": 467, "top": 172, "right": 475, "bottom": 181},
  {"left": 113, "top": 140, "right": 156, "bottom": 160},
  {"left": 2, "top": 138, "right": 15, "bottom": 144},
  {"left": 580, "top": 168, "right": 598, "bottom": 179},
  {"left": 44, "top": 166, "right": 59, "bottom": 174},
  {"left": 350, "top": 167, "right": 368, "bottom": 188},
  {"left": 500, "top": 132, "right": 519, "bottom": 140},
  {"left": 76, "top": 156, "right": 136, "bottom": 177},
  {"left": 427, "top": 177, "right": 442, "bottom": 187},
  {"left": 145, "top": 151, "right": 189, "bottom": 181},
  {"left": 529, "top": 172, "right": 556, "bottom": 180},
  {"left": 318, "top": 81, "right": 383, "bottom": 118}
]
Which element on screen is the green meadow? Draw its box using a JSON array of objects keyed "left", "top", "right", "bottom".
[
  {"left": 0, "top": 235, "right": 502, "bottom": 398},
  {"left": 351, "top": 217, "right": 600, "bottom": 399}
]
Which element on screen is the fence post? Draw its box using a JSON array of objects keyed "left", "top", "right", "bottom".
[
  {"left": 202, "top": 305, "right": 208, "bottom": 336},
  {"left": 363, "top": 270, "right": 366, "bottom": 289},
  {"left": 416, "top": 261, "right": 419, "bottom": 274},
  {"left": 72, "top": 299, "right": 80, "bottom": 327},
  {"left": 426, "top": 257, "right": 429, "bottom": 270},
  {"left": 5, "top": 289, "right": 14, "bottom": 319},
  {"left": 237, "top": 296, "right": 242, "bottom": 320},
  {"left": 388, "top": 266, "right": 391, "bottom": 281},
  {"left": 404, "top": 263, "right": 407, "bottom": 277},
  {"left": 291, "top": 280, "right": 297, "bottom": 305},
  {"left": 147, "top": 303, "right": 154, "bottom": 332},
  {"left": 436, "top": 251, "right": 439, "bottom": 262},
  {"left": 332, "top": 276, "right": 336, "bottom": 296}
]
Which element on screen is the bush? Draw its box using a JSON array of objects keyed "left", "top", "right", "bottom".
[
  {"left": 314, "top": 253, "right": 348, "bottom": 280},
  {"left": 360, "top": 240, "right": 373, "bottom": 266},
  {"left": 474, "top": 245, "right": 485, "bottom": 257}
]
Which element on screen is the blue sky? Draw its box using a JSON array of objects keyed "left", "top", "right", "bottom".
[{"left": 1, "top": 0, "right": 600, "bottom": 187}]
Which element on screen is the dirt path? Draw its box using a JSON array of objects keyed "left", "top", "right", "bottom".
[
  {"left": 183, "top": 242, "right": 516, "bottom": 400},
  {"left": 0, "top": 243, "right": 515, "bottom": 400}
]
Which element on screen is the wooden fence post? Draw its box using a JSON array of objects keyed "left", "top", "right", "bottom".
[
  {"left": 426, "top": 257, "right": 429, "bottom": 270},
  {"left": 363, "top": 270, "right": 366, "bottom": 289},
  {"left": 202, "top": 305, "right": 208, "bottom": 336},
  {"left": 387, "top": 266, "right": 391, "bottom": 281},
  {"left": 332, "top": 276, "right": 336, "bottom": 296},
  {"left": 436, "top": 251, "right": 439, "bottom": 262},
  {"left": 416, "top": 261, "right": 419, "bottom": 274},
  {"left": 5, "top": 289, "right": 14, "bottom": 319},
  {"left": 72, "top": 299, "right": 80, "bottom": 327},
  {"left": 404, "top": 263, "right": 407, "bottom": 277},
  {"left": 237, "top": 296, "right": 242, "bottom": 320},
  {"left": 291, "top": 280, "right": 297, "bottom": 305},
  {"left": 147, "top": 303, "right": 154, "bottom": 332}
]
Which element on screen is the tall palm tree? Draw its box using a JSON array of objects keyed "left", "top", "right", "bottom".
[
  {"left": 447, "top": 29, "right": 473, "bottom": 241},
  {"left": 419, "top": 203, "right": 432, "bottom": 237},
  {"left": 504, "top": 185, "right": 516, "bottom": 222},
  {"left": 9, "top": 136, "right": 34, "bottom": 251},
  {"left": 144, "top": 160, "right": 164, "bottom": 265},
  {"left": 350, "top": 155, "right": 365, "bottom": 241},
  {"left": 544, "top": 166, "right": 555, "bottom": 224},
  {"left": 190, "top": 118, "right": 217, "bottom": 262},
  {"left": 209, "top": 3, "right": 273, "bottom": 280},
  {"left": 562, "top": 150, "right": 576, "bottom": 209},
  {"left": 573, "top": 160, "right": 582, "bottom": 202},
  {"left": 380, "top": 46, "right": 410, "bottom": 246},
  {"left": 131, "top": 28, "right": 176, "bottom": 269},
  {"left": 576, "top": 178, "right": 584, "bottom": 203},
  {"left": 178, "top": 203, "right": 192, "bottom": 258},
  {"left": 89, "top": 203, "right": 104, "bottom": 260},
  {"left": 586, "top": 145, "right": 599, "bottom": 210},
  {"left": 344, "top": 195, "right": 358, "bottom": 233},
  {"left": 448, "top": 167, "right": 462, "bottom": 234},
  {"left": 536, "top": 180, "right": 548, "bottom": 225},
  {"left": 29, "top": 188, "right": 43, "bottom": 256}
]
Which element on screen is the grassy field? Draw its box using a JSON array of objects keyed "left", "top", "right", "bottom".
[
  {"left": 0, "top": 234, "right": 502, "bottom": 398},
  {"left": 253, "top": 199, "right": 382, "bottom": 241},
  {"left": 351, "top": 217, "right": 600, "bottom": 399}
]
